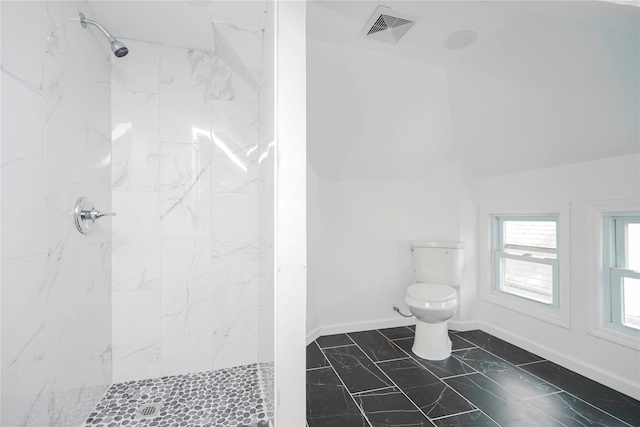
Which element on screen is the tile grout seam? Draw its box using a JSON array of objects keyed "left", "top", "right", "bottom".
[
  {"left": 514, "top": 361, "right": 635, "bottom": 427},
  {"left": 345, "top": 332, "right": 436, "bottom": 424},
  {"left": 464, "top": 342, "right": 634, "bottom": 425},
  {"left": 380, "top": 331, "right": 502, "bottom": 426},
  {"left": 315, "top": 342, "right": 375, "bottom": 427}
]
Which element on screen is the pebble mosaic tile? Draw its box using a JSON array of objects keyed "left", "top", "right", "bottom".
[{"left": 84, "top": 363, "right": 273, "bottom": 427}]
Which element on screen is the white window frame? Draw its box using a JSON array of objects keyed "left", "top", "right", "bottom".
[
  {"left": 587, "top": 200, "right": 640, "bottom": 350},
  {"left": 492, "top": 214, "right": 560, "bottom": 307},
  {"left": 603, "top": 213, "right": 640, "bottom": 332},
  {"left": 480, "top": 204, "right": 571, "bottom": 329}
]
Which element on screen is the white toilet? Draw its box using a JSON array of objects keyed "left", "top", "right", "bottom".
[{"left": 405, "top": 241, "right": 465, "bottom": 360}]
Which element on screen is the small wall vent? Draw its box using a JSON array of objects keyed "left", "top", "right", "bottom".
[{"left": 360, "top": 6, "right": 419, "bottom": 43}]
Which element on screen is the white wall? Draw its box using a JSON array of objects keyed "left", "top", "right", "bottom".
[
  {"left": 274, "top": 1, "right": 307, "bottom": 424},
  {"left": 307, "top": 164, "right": 321, "bottom": 339},
  {"left": 477, "top": 153, "right": 640, "bottom": 398},
  {"left": 306, "top": 39, "right": 455, "bottom": 181},
  {"left": 312, "top": 160, "right": 477, "bottom": 334},
  {"left": 1, "top": 2, "right": 113, "bottom": 425}
]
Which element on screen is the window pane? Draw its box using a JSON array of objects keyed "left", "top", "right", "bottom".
[
  {"left": 627, "top": 223, "right": 640, "bottom": 271},
  {"left": 504, "top": 247, "right": 557, "bottom": 259},
  {"left": 623, "top": 277, "right": 640, "bottom": 330},
  {"left": 500, "top": 258, "right": 553, "bottom": 304},
  {"left": 504, "top": 221, "right": 556, "bottom": 258}
]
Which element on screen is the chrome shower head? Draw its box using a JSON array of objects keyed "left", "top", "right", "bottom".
[
  {"left": 111, "top": 40, "right": 129, "bottom": 58},
  {"left": 76, "top": 13, "right": 129, "bottom": 58}
]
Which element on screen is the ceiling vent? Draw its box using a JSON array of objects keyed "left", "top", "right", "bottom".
[{"left": 360, "top": 6, "right": 419, "bottom": 44}]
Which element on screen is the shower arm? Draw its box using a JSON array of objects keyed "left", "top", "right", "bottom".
[{"left": 73, "top": 13, "right": 116, "bottom": 42}]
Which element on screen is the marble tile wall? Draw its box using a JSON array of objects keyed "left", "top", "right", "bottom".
[
  {"left": 111, "top": 2, "right": 274, "bottom": 383},
  {"left": 1, "top": 1, "right": 113, "bottom": 426}
]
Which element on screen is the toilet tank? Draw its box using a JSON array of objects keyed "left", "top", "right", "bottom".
[{"left": 411, "top": 241, "right": 465, "bottom": 287}]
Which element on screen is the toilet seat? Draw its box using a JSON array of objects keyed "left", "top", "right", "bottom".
[{"left": 407, "top": 283, "right": 456, "bottom": 303}]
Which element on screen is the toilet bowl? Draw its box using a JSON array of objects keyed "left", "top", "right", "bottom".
[{"left": 405, "top": 283, "right": 458, "bottom": 360}]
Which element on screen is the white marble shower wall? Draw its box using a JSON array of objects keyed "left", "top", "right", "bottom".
[
  {"left": 1, "top": 1, "right": 112, "bottom": 426},
  {"left": 111, "top": 14, "right": 271, "bottom": 382}
]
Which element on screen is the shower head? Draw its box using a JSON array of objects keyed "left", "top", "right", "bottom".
[
  {"left": 111, "top": 40, "right": 129, "bottom": 58},
  {"left": 76, "top": 13, "right": 129, "bottom": 58}
]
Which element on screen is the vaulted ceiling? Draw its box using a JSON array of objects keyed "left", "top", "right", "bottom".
[
  {"left": 89, "top": 1, "right": 639, "bottom": 181},
  {"left": 307, "top": 1, "right": 640, "bottom": 180}
]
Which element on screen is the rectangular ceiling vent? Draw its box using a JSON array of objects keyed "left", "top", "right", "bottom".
[{"left": 360, "top": 6, "right": 419, "bottom": 44}]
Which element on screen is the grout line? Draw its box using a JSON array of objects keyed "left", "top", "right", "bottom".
[
  {"left": 351, "top": 385, "right": 396, "bottom": 396},
  {"left": 392, "top": 336, "right": 414, "bottom": 340},
  {"left": 346, "top": 333, "right": 436, "bottom": 423},
  {"left": 446, "top": 352, "right": 569, "bottom": 427},
  {"left": 374, "top": 356, "right": 411, "bottom": 364},
  {"left": 467, "top": 344, "right": 547, "bottom": 375},
  {"left": 451, "top": 346, "right": 477, "bottom": 352},
  {"left": 516, "top": 359, "right": 547, "bottom": 367},
  {"left": 439, "top": 372, "right": 476, "bottom": 380},
  {"left": 316, "top": 345, "right": 374, "bottom": 427},
  {"left": 449, "top": 333, "right": 477, "bottom": 349},
  {"left": 523, "top": 390, "right": 564, "bottom": 401},
  {"left": 429, "top": 409, "right": 480, "bottom": 421},
  {"left": 382, "top": 334, "right": 502, "bottom": 426},
  {"left": 317, "top": 343, "right": 356, "bottom": 350},
  {"left": 312, "top": 340, "right": 331, "bottom": 366},
  {"left": 463, "top": 339, "right": 635, "bottom": 426},
  {"left": 517, "top": 364, "right": 635, "bottom": 427},
  {"left": 305, "top": 366, "right": 331, "bottom": 372}
]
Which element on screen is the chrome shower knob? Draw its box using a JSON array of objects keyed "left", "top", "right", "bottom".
[{"left": 74, "top": 196, "right": 116, "bottom": 234}]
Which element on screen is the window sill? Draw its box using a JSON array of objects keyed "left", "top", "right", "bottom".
[
  {"left": 482, "top": 292, "right": 570, "bottom": 329},
  {"left": 588, "top": 325, "right": 640, "bottom": 351}
]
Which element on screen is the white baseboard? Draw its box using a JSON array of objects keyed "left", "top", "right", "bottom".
[
  {"left": 307, "top": 318, "right": 479, "bottom": 343},
  {"left": 447, "top": 319, "right": 482, "bottom": 332},
  {"left": 306, "top": 327, "right": 321, "bottom": 345},
  {"left": 479, "top": 321, "right": 640, "bottom": 400},
  {"left": 307, "top": 316, "right": 415, "bottom": 345}
]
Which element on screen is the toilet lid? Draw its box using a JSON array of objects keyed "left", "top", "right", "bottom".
[{"left": 407, "top": 284, "right": 457, "bottom": 302}]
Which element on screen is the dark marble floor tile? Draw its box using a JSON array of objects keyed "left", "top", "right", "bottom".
[
  {"left": 394, "top": 339, "right": 477, "bottom": 378},
  {"left": 522, "top": 361, "right": 640, "bottom": 426},
  {"left": 455, "top": 348, "right": 558, "bottom": 399},
  {"left": 353, "top": 387, "right": 433, "bottom": 427},
  {"left": 432, "top": 411, "right": 499, "bottom": 427},
  {"left": 348, "top": 330, "right": 408, "bottom": 362},
  {"left": 444, "top": 373, "right": 564, "bottom": 427},
  {"left": 307, "top": 342, "right": 330, "bottom": 370},
  {"left": 378, "top": 326, "right": 415, "bottom": 340},
  {"left": 323, "top": 345, "right": 393, "bottom": 394},
  {"left": 316, "top": 333, "right": 354, "bottom": 348},
  {"left": 456, "top": 331, "right": 543, "bottom": 365},
  {"left": 378, "top": 358, "right": 475, "bottom": 419},
  {"left": 307, "top": 367, "right": 368, "bottom": 427},
  {"left": 450, "top": 332, "right": 476, "bottom": 351},
  {"left": 528, "top": 392, "right": 629, "bottom": 427}
]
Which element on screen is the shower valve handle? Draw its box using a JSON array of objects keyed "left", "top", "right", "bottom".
[
  {"left": 82, "top": 209, "right": 117, "bottom": 221},
  {"left": 74, "top": 196, "right": 117, "bottom": 234}
]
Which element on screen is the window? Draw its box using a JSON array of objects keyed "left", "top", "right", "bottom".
[
  {"left": 492, "top": 214, "right": 559, "bottom": 307},
  {"left": 603, "top": 212, "right": 640, "bottom": 332}
]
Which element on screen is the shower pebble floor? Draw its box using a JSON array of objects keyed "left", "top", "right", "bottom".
[{"left": 84, "top": 363, "right": 273, "bottom": 427}]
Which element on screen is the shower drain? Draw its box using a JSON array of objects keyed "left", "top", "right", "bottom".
[{"left": 133, "top": 403, "right": 162, "bottom": 420}]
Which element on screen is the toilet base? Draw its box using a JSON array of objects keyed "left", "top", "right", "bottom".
[{"left": 412, "top": 321, "right": 452, "bottom": 360}]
